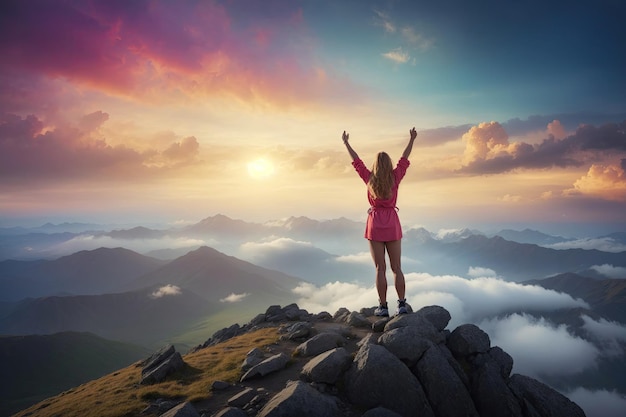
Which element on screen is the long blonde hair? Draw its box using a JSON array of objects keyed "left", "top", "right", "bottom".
[{"left": 368, "top": 152, "right": 394, "bottom": 199}]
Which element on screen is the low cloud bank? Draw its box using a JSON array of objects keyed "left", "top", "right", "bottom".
[
  {"left": 565, "top": 387, "right": 626, "bottom": 417},
  {"left": 546, "top": 237, "right": 626, "bottom": 253},
  {"left": 590, "top": 264, "right": 626, "bottom": 279},
  {"left": 293, "top": 273, "right": 588, "bottom": 328}
]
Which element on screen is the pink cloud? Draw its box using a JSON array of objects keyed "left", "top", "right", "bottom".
[
  {"left": 570, "top": 161, "right": 626, "bottom": 201},
  {"left": 0, "top": 112, "right": 200, "bottom": 182},
  {"left": 457, "top": 120, "right": 626, "bottom": 175},
  {"left": 0, "top": 0, "right": 349, "bottom": 107}
]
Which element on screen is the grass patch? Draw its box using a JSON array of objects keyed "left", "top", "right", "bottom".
[{"left": 13, "top": 327, "right": 279, "bottom": 417}]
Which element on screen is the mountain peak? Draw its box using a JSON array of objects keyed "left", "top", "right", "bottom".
[{"left": 13, "top": 304, "right": 587, "bottom": 417}]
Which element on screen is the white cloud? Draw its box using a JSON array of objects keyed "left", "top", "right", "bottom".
[
  {"left": 479, "top": 314, "right": 600, "bottom": 378},
  {"left": 590, "top": 264, "right": 626, "bottom": 278},
  {"left": 382, "top": 47, "right": 411, "bottom": 64},
  {"left": 292, "top": 273, "right": 589, "bottom": 328},
  {"left": 581, "top": 315, "right": 626, "bottom": 356},
  {"left": 336, "top": 252, "right": 371, "bottom": 265},
  {"left": 240, "top": 237, "right": 313, "bottom": 253},
  {"left": 150, "top": 284, "right": 182, "bottom": 298},
  {"left": 220, "top": 292, "right": 250, "bottom": 303},
  {"left": 467, "top": 266, "right": 497, "bottom": 278},
  {"left": 565, "top": 387, "right": 626, "bottom": 417},
  {"left": 546, "top": 238, "right": 626, "bottom": 253}
]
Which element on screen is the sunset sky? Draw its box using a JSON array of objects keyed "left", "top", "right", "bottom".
[{"left": 1, "top": 0, "right": 625, "bottom": 235}]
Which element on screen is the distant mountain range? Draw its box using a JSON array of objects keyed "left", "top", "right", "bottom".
[
  {"left": 0, "top": 331, "right": 149, "bottom": 417},
  {"left": 0, "top": 247, "right": 166, "bottom": 301},
  {"left": 0, "top": 246, "right": 305, "bottom": 348}
]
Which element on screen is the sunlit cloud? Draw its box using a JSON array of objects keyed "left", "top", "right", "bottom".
[
  {"left": 569, "top": 162, "right": 626, "bottom": 201},
  {"left": 150, "top": 284, "right": 182, "bottom": 298},
  {"left": 220, "top": 292, "right": 250, "bottom": 303}
]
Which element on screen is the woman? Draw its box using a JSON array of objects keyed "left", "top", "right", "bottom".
[{"left": 343, "top": 127, "right": 417, "bottom": 317}]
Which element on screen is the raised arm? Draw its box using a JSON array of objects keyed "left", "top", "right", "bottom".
[
  {"left": 342, "top": 130, "right": 360, "bottom": 161},
  {"left": 401, "top": 127, "right": 417, "bottom": 160}
]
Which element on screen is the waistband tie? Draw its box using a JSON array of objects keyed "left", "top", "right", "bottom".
[{"left": 368, "top": 206, "right": 399, "bottom": 214}]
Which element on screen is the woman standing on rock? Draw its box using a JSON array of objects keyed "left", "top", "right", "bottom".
[{"left": 342, "top": 127, "right": 417, "bottom": 317}]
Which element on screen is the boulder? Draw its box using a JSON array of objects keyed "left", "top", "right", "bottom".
[
  {"left": 384, "top": 313, "right": 445, "bottom": 344},
  {"left": 470, "top": 359, "right": 522, "bottom": 417},
  {"left": 159, "top": 401, "right": 199, "bottom": 417},
  {"left": 301, "top": 347, "right": 352, "bottom": 384},
  {"left": 257, "top": 380, "right": 341, "bottom": 417},
  {"left": 378, "top": 326, "right": 433, "bottom": 366},
  {"left": 448, "top": 324, "right": 490, "bottom": 357},
  {"left": 413, "top": 344, "right": 479, "bottom": 417},
  {"left": 344, "top": 344, "right": 434, "bottom": 417},
  {"left": 227, "top": 387, "right": 258, "bottom": 408},
  {"left": 242, "top": 347, "right": 265, "bottom": 371},
  {"left": 415, "top": 305, "right": 451, "bottom": 331},
  {"left": 141, "top": 347, "right": 185, "bottom": 385},
  {"left": 211, "top": 380, "right": 230, "bottom": 391},
  {"left": 240, "top": 353, "right": 289, "bottom": 382},
  {"left": 345, "top": 311, "right": 371, "bottom": 328},
  {"left": 294, "top": 332, "right": 345, "bottom": 357},
  {"left": 508, "top": 374, "right": 586, "bottom": 417},
  {"left": 279, "top": 321, "right": 313, "bottom": 340}
]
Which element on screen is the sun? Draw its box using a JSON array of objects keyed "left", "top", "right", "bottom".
[{"left": 247, "top": 158, "right": 275, "bottom": 179}]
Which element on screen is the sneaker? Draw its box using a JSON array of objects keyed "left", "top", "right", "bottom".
[
  {"left": 397, "top": 299, "right": 408, "bottom": 315},
  {"left": 374, "top": 303, "right": 389, "bottom": 317}
]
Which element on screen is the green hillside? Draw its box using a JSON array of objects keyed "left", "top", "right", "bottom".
[{"left": 0, "top": 332, "right": 150, "bottom": 416}]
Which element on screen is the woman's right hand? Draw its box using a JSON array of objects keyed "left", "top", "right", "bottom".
[{"left": 342, "top": 131, "right": 350, "bottom": 143}]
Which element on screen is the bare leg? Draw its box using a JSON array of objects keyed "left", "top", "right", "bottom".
[
  {"left": 385, "top": 239, "right": 405, "bottom": 301},
  {"left": 369, "top": 240, "right": 387, "bottom": 304}
]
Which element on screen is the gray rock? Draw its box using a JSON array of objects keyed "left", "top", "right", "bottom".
[
  {"left": 248, "top": 313, "right": 266, "bottom": 326},
  {"left": 141, "top": 351, "right": 185, "bottom": 385},
  {"left": 378, "top": 326, "right": 434, "bottom": 366},
  {"left": 438, "top": 344, "right": 470, "bottom": 388},
  {"left": 159, "top": 401, "right": 199, "bottom": 417},
  {"left": 279, "top": 321, "right": 313, "bottom": 340},
  {"left": 142, "top": 345, "right": 175, "bottom": 370},
  {"left": 474, "top": 346, "right": 513, "bottom": 379},
  {"left": 508, "top": 374, "right": 586, "bottom": 417},
  {"left": 357, "top": 332, "right": 378, "bottom": 348},
  {"left": 470, "top": 360, "right": 522, "bottom": 417},
  {"left": 344, "top": 344, "right": 434, "bottom": 417},
  {"left": 413, "top": 344, "right": 479, "bottom": 417},
  {"left": 211, "top": 380, "right": 230, "bottom": 391},
  {"left": 213, "top": 407, "right": 248, "bottom": 417},
  {"left": 345, "top": 311, "right": 371, "bottom": 328},
  {"left": 361, "top": 407, "right": 404, "bottom": 417},
  {"left": 241, "top": 348, "right": 265, "bottom": 371},
  {"left": 448, "top": 324, "right": 490, "bottom": 357},
  {"left": 240, "top": 353, "right": 289, "bottom": 382},
  {"left": 301, "top": 347, "right": 352, "bottom": 384},
  {"left": 294, "top": 332, "right": 345, "bottom": 357},
  {"left": 372, "top": 317, "right": 390, "bottom": 332},
  {"left": 313, "top": 311, "right": 333, "bottom": 321},
  {"left": 257, "top": 380, "right": 340, "bottom": 417},
  {"left": 415, "top": 305, "right": 451, "bottom": 331},
  {"left": 266, "top": 305, "right": 287, "bottom": 322},
  {"left": 333, "top": 307, "right": 350, "bottom": 320},
  {"left": 227, "top": 387, "right": 258, "bottom": 408},
  {"left": 384, "top": 313, "right": 445, "bottom": 344}
]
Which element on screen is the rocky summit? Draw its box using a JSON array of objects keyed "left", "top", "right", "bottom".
[{"left": 141, "top": 303, "right": 586, "bottom": 417}]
